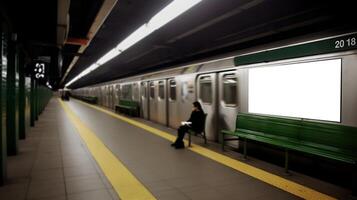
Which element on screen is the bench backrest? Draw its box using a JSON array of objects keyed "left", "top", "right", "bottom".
[
  {"left": 119, "top": 100, "right": 139, "bottom": 108},
  {"left": 299, "top": 121, "right": 357, "bottom": 151},
  {"left": 73, "top": 95, "right": 98, "bottom": 104},
  {"left": 84, "top": 96, "right": 97, "bottom": 101},
  {"left": 236, "top": 113, "right": 301, "bottom": 139},
  {"left": 236, "top": 113, "right": 357, "bottom": 151},
  {"left": 200, "top": 113, "right": 208, "bottom": 133}
]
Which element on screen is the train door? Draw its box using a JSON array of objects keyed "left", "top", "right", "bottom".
[
  {"left": 149, "top": 81, "right": 158, "bottom": 122},
  {"left": 168, "top": 79, "right": 179, "bottom": 128},
  {"left": 140, "top": 82, "right": 149, "bottom": 119},
  {"left": 157, "top": 80, "right": 167, "bottom": 125},
  {"left": 106, "top": 86, "right": 110, "bottom": 108},
  {"left": 108, "top": 85, "right": 111, "bottom": 108},
  {"left": 99, "top": 87, "right": 103, "bottom": 106},
  {"left": 133, "top": 82, "right": 140, "bottom": 102},
  {"left": 114, "top": 84, "right": 120, "bottom": 106},
  {"left": 111, "top": 85, "right": 116, "bottom": 109},
  {"left": 197, "top": 73, "right": 218, "bottom": 141},
  {"left": 104, "top": 86, "right": 108, "bottom": 107},
  {"left": 218, "top": 71, "right": 239, "bottom": 145},
  {"left": 103, "top": 86, "right": 107, "bottom": 107}
]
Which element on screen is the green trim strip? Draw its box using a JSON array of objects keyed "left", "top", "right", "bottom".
[
  {"left": 0, "top": 21, "right": 8, "bottom": 185},
  {"left": 234, "top": 33, "right": 357, "bottom": 66}
]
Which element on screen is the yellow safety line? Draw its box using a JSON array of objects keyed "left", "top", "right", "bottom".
[
  {"left": 58, "top": 99, "right": 156, "bottom": 200},
  {"left": 74, "top": 99, "right": 336, "bottom": 200}
]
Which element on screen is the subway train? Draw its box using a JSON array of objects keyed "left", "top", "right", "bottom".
[{"left": 71, "top": 32, "right": 357, "bottom": 146}]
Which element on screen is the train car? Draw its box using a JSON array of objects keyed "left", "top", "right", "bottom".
[{"left": 71, "top": 33, "right": 357, "bottom": 147}]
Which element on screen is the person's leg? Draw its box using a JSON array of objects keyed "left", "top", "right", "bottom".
[
  {"left": 173, "top": 125, "right": 189, "bottom": 148},
  {"left": 178, "top": 125, "right": 189, "bottom": 141},
  {"left": 172, "top": 125, "right": 185, "bottom": 146}
]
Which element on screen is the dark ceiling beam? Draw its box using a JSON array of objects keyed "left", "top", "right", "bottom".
[
  {"left": 62, "top": 51, "right": 84, "bottom": 56},
  {"left": 57, "top": 0, "right": 70, "bottom": 47},
  {"left": 60, "top": 0, "right": 118, "bottom": 86},
  {"left": 65, "top": 38, "right": 89, "bottom": 46}
]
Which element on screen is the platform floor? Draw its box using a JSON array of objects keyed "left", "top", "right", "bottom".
[{"left": 0, "top": 98, "right": 351, "bottom": 200}]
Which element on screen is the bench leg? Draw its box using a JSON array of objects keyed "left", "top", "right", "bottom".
[
  {"left": 243, "top": 138, "right": 247, "bottom": 159},
  {"left": 285, "top": 149, "right": 290, "bottom": 175},
  {"left": 204, "top": 131, "right": 207, "bottom": 144},
  {"left": 352, "top": 164, "right": 357, "bottom": 196},
  {"left": 188, "top": 132, "right": 192, "bottom": 147}
]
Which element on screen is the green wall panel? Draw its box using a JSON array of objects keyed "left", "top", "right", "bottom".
[
  {"left": 0, "top": 21, "right": 8, "bottom": 185},
  {"left": 25, "top": 77, "right": 31, "bottom": 134},
  {"left": 6, "top": 35, "right": 19, "bottom": 156},
  {"left": 18, "top": 51, "right": 25, "bottom": 140}
]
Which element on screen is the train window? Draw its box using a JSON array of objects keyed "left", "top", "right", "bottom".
[
  {"left": 199, "top": 76, "right": 212, "bottom": 104},
  {"left": 169, "top": 80, "right": 176, "bottom": 101},
  {"left": 223, "top": 74, "right": 237, "bottom": 106},
  {"left": 150, "top": 82, "right": 155, "bottom": 99},
  {"left": 158, "top": 81, "right": 165, "bottom": 99},
  {"left": 181, "top": 81, "right": 189, "bottom": 102},
  {"left": 121, "top": 84, "right": 132, "bottom": 100},
  {"left": 141, "top": 83, "right": 147, "bottom": 98}
]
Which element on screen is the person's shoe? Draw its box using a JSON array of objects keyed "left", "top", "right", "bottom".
[
  {"left": 175, "top": 143, "right": 185, "bottom": 149},
  {"left": 170, "top": 143, "right": 176, "bottom": 147}
]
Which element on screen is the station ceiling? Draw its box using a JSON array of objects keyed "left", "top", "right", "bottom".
[{"left": 1, "top": 0, "right": 356, "bottom": 89}]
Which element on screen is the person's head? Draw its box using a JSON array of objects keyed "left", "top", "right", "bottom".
[{"left": 192, "top": 101, "right": 203, "bottom": 112}]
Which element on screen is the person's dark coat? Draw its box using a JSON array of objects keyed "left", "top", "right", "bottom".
[{"left": 187, "top": 110, "right": 205, "bottom": 133}]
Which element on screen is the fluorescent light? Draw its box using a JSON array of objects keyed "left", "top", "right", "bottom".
[
  {"left": 81, "top": 69, "right": 92, "bottom": 76},
  {"left": 116, "top": 24, "right": 154, "bottom": 51},
  {"left": 96, "top": 48, "right": 121, "bottom": 65},
  {"left": 65, "top": 0, "right": 202, "bottom": 87},
  {"left": 65, "top": 80, "right": 73, "bottom": 87},
  {"left": 82, "top": 63, "right": 100, "bottom": 76},
  {"left": 116, "top": 0, "right": 202, "bottom": 51},
  {"left": 88, "top": 63, "right": 100, "bottom": 71},
  {"left": 148, "top": 0, "right": 201, "bottom": 31}
]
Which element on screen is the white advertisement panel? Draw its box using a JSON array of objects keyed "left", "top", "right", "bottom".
[{"left": 248, "top": 59, "right": 341, "bottom": 122}]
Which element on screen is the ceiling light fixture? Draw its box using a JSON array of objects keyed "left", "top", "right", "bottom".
[
  {"left": 65, "top": 0, "right": 202, "bottom": 87},
  {"left": 116, "top": 24, "right": 154, "bottom": 52},
  {"left": 96, "top": 48, "right": 121, "bottom": 65}
]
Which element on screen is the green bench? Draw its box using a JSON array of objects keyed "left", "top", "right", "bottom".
[
  {"left": 72, "top": 95, "right": 98, "bottom": 104},
  {"left": 80, "top": 96, "right": 98, "bottom": 104},
  {"left": 115, "top": 100, "right": 140, "bottom": 117},
  {"left": 221, "top": 113, "right": 357, "bottom": 172}
]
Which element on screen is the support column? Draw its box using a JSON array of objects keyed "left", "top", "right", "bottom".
[
  {"left": 0, "top": 19, "right": 8, "bottom": 186},
  {"left": 35, "top": 81, "right": 39, "bottom": 121},
  {"left": 30, "top": 78, "right": 35, "bottom": 127},
  {"left": 6, "top": 33, "right": 19, "bottom": 156},
  {"left": 18, "top": 50, "right": 25, "bottom": 140}
]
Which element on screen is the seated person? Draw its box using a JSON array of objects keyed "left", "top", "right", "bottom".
[{"left": 171, "top": 101, "right": 205, "bottom": 149}]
